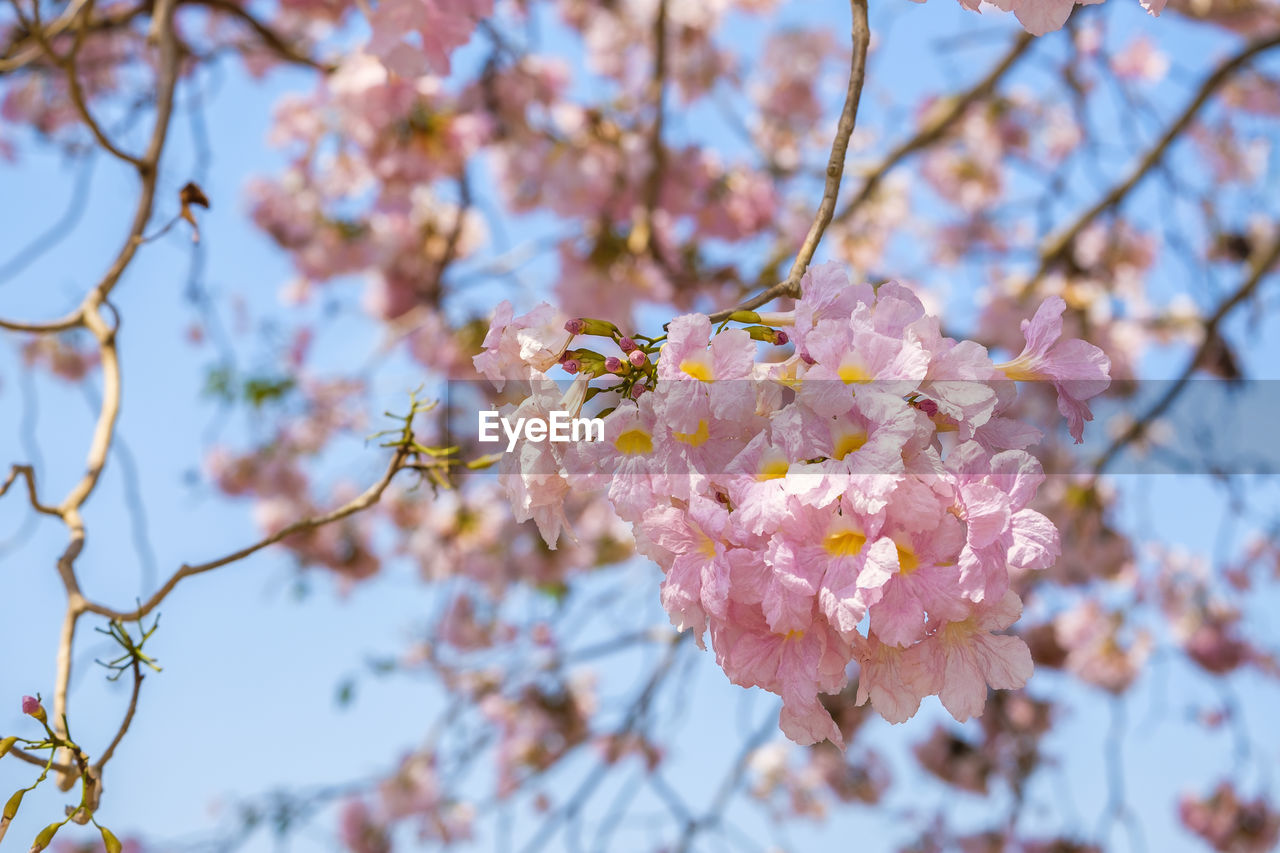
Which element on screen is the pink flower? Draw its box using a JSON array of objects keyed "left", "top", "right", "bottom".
[
  {"left": 640, "top": 495, "right": 736, "bottom": 645},
  {"left": 473, "top": 300, "right": 573, "bottom": 390},
  {"left": 338, "top": 799, "right": 390, "bottom": 853},
  {"left": 656, "top": 314, "right": 756, "bottom": 433},
  {"left": 496, "top": 376, "right": 591, "bottom": 548},
  {"left": 1180, "top": 782, "right": 1280, "bottom": 853},
  {"left": 997, "top": 296, "right": 1111, "bottom": 443},
  {"left": 797, "top": 308, "right": 931, "bottom": 418},
  {"left": 761, "top": 503, "right": 893, "bottom": 638},
  {"left": 21, "top": 695, "right": 41, "bottom": 716},
  {"left": 855, "top": 633, "right": 934, "bottom": 724},
  {"left": 867, "top": 484, "right": 969, "bottom": 648},
  {"left": 949, "top": 443, "right": 1060, "bottom": 603},
  {"left": 711, "top": 600, "right": 850, "bottom": 747},
  {"left": 790, "top": 262, "right": 874, "bottom": 358},
  {"left": 366, "top": 0, "right": 492, "bottom": 78},
  {"left": 910, "top": 591, "right": 1034, "bottom": 722}
]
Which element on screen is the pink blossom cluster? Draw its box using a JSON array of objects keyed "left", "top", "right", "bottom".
[
  {"left": 748, "top": 738, "right": 889, "bottom": 819},
  {"left": 205, "top": 379, "right": 385, "bottom": 585},
  {"left": 479, "top": 676, "right": 596, "bottom": 796},
  {"left": 474, "top": 262, "right": 1111, "bottom": 745},
  {"left": 1179, "top": 782, "right": 1280, "bottom": 853},
  {"left": 916, "top": 0, "right": 1166, "bottom": 36},
  {"left": 557, "top": 0, "right": 773, "bottom": 102},
  {"left": 365, "top": 0, "right": 492, "bottom": 79}
]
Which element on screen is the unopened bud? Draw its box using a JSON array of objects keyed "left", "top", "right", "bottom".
[
  {"left": 100, "top": 825, "right": 124, "bottom": 853},
  {"left": 618, "top": 336, "right": 637, "bottom": 353},
  {"left": 3, "top": 788, "right": 25, "bottom": 822},
  {"left": 727, "top": 310, "right": 762, "bottom": 324},
  {"left": 20, "top": 697, "right": 45, "bottom": 725},
  {"left": 630, "top": 384, "right": 647, "bottom": 399},
  {"left": 914, "top": 398, "right": 939, "bottom": 417},
  {"left": 567, "top": 318, "right": 619, "bottom": 338},
  {"left": 604, "top": 356, "right": 624, "bottom": 373},
  {"left": 29, "top": 820, "right": 61, "bottom": 852},
  {"left": 562, "top": 358, "right": 581, "bottom": 375},
  {"left": 774, "top": 331, "right": 789, "bottom": 346},
  {"left": 628, "top": 349, "right": 647, "bottom": 368},
  {"left": 744, "top": 326, "right": 786, "bottom": 345}
]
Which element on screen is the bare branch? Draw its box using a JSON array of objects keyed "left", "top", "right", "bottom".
[
  {"left": 1028, "top": 32, "right": 1280, "bottom": 287},
  {"left": 187, "top": 0, "right": 336, "bottom": 73},
  {"left": 0, "top": 310, "right": 86, "bottom": 333},
  {"left": 1093, "top": 228, "right": 1280, "bottom": 475},
  {"left": 0, "top": 463, "right": 61, "bottom": 516},
  {"left": 81, "top": 447, "right": 413, "bottom": 624},
  {"left": 6, "top": 0, "right": 144, "bottom": 168},
  {"left": 708, "top": 0, "right": 870, "bottom": 323},
  {"left": 93, "top": 659, "right": 143, "bottom": 772},
  {"left": 832, "top": 30, "right": 1035, "bottom": 228}
]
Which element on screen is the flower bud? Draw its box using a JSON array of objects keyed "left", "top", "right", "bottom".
[
  {"left": 3, "top": 788, "right": 25, "bottom": 825},
  {"left": 630, "top": 383, "right": 647, "bottom": 399},
  {"left": 743, "top": 325, "right": 786, "bottom": 345},
  {"left": 100, "top": 825, "right": 124, "bottom": 853},
  {"left": 20, "top": 697, "right": 45, "bottom": 725},
  {"left": 562, "top": 358, "right": 581, "bottom": 375},
  {"left": 914, "top": 398, "right": 939, "bottom": 417},
  {"left": 604, "top": 357, "right": 624, "bottom": 373},
  {"left": 627, "top": 349, "right": 647, "bottom": 368},
  {"left": 618, "top": 336, "right": 637, "bottom": 353},
  {"left": 567, "top": 318, "right": 618, "bottom": 338},
  {"left": 29, "top": 819, "right": 62, "bottom": 852},
  {"left": 726, "top": 310, "right": 762, "bottom": 324}
]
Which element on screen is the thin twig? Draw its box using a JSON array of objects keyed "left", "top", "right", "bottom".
[
  {"left": 831, "top": 30, "right": 1034, "bottom": 229},
  {"left": 80, "top": 447, "right": 412, "bottom": 623},
  {"left": 188, "top": 0, "right": 336, "bottom": 72},
  {"left": 1026, "top": 32, "right": 1280, "bottom": 289},
  {"left": 93, "top": 658, "right": 143, "bottom": 771},
  {"left": 0, "top": 464, "right": 61, "bottom": 516},
  {"left": 1092, "top": 229, "right": 1280, "bottom": 475},
  {"left": 707, "top": 0, "right": 870, "bottom": 323}
]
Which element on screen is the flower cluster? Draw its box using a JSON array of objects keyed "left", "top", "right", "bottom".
[
  {"left": 917, "top": 0, "right": 1166, "bottom": 36},
  {"left": 1179, "top": 782, "right": 1280, "bottom": 853},
  {"left": 475, "top": 262, "right": 1111, "bottom": 745}
]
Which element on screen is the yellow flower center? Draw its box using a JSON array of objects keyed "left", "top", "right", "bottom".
[
  {"left": 756, "top": 454, "right": 790, "bottom": 481},
  {"left": 838, "top": 356, "right": 872, "bottom": 385},
  {"left": 614, "top": 428, "right": 653, "bottom": 455},
  {"left": 673, "top": 419, "right": 710, "bottom": 447},
  {"left": 680, "top": 353, "right": 714, "bottom": 382},
  {"left": 896, "top": 543, "right": 920, "bottom": 575},
  {"left": 833, "top": 428, "right": 868, "bottom": 460},
  {"left": 823, "top": 527, "right": 867, "bottom": 558},
  {"left": 996, "top": 355, "right": 1040, "bottom": 382}
]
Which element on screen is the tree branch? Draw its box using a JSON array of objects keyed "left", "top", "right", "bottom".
[
  {"left": 1027, "top": 32, "right": 1280, "bottom": 289},
  {"left": 93, "top": 659, "right": 143, "bottom": 772},
  {"left": 831, "top": 30, "right": 1034, "bottom": 229},
  {"left": 80, "top": 447, "right": 412, "bottom": 624},
  {"left": 708, "top": 0, "right": 870, "bottom": 323},
  {"left": 0, "top": 463, "right": 61, "bottom": 516},
  {"left": 1092, "top": 228, "right": 1280, "bottom": 475}
]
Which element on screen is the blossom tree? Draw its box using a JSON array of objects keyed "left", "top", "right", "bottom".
[{"left": 2, "top": 0, "right": 1280, "bottom": 851}]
